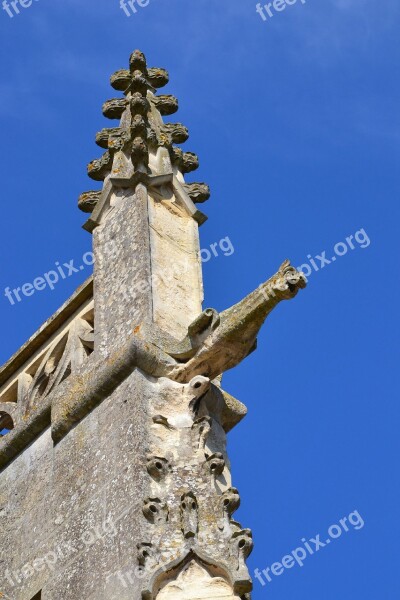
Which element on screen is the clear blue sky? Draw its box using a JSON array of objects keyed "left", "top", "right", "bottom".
[{"left": 1, "top": 0, "right": 399, "bottom": 597}]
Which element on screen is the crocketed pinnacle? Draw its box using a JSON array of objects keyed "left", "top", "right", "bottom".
[{"left": 78, "top": 50, "right": 210, "bottom": 215}]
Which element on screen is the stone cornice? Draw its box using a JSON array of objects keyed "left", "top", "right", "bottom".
[
  {"left": 0, "top": 330, "right": 246, "bottom": 469},
  {"left": 0, "top": 260, "right": 305, "bottom": 470}
]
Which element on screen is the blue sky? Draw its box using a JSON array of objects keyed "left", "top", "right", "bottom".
[{"left": 1, "top": 0, "right": 399, "bottom": 597}]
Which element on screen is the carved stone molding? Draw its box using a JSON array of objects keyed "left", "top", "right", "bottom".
[
  {"left": 130, "top": 92, "right": 150, "bottom": 116},
  {"left": 137, "top": 542, "right": 158, "bottom": 568},
  {"left": 191, "top": 416, "right": 211, "bottom": 451},
  {"left": 143, "top": 498, "right": 169, "bottom": 524},
  {"left": 136, "top": 375, "right": 253, "bottom": 599},
  {"left": 146, "top": 456, "right": 171, "bottom": 481},
  {"left": 142, "top": 550, "right": 248, "bottom": 600},
  {"left": 180, "top": 492, "right": 198, "bottom": 539},
  {"left": 221, "top": 488, "right": 240, "bottom": 519},
  {"left": 155, "top": 559, "right": 241, "bottom": 600},
  {"left": 204, "top": 452, "right": 226, "bottom": 477}
]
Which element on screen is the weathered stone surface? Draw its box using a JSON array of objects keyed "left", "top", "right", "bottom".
[
  {"left": 147, "top": 188, "right": 203, "bottom": 339},
  {"left": 171, "top": 148, "right": 200, "bottom": 173},
  {"left": 93, "top": 183, "right": 153, "bottom": 356},
  {"left": 152, "top": 95, "right": 179, "bottom": 116},
  {"left": 156, "top": 560, "right": 241, "bottom": 599},
  {"left": 110, "top": 68, "right": 131, "bottom": 92},
  {"left": 148, "top": 67, "right": 169, "bottom": 89},
  {"left": 87, "top": 151, "right": 112, "bottom": 181},
  {"left": 183, "top": 183, "right": 211, "bottom": 204},
  {"left": 0, "top": 372, "right": 150, "bottom": 600},
  {"left": 78, "top": 190, "right": 102, "bottom": 213},
  {"left": 161, "top": 123, "right": 189, "bottom": 144},
  {"left": 95, "top": 127, "right": 121, "bottom": 148},
  {"left": 102, "top": 98, "right": 128, "bottom": 119},
  {"left": 110, "top": 67, "right": 169, "bottom": 92}
]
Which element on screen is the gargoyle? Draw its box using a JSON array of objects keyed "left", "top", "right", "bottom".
[{"left": 169, "top": 260, "right": 306, "bottom": 383}]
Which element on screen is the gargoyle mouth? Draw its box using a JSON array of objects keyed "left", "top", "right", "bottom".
[
  {"left": 287, "top": 274, "right": 307, "bottom": 294},
  {"left": 280, "top": 262, "right": 307, "bottom": 297}
]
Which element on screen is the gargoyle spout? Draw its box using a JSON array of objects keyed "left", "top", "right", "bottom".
[{"left": 169, "top": 260, "right": 306, "bottom": 383}]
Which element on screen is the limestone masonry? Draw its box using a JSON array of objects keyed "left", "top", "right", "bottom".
[{"left": 0, "top": 51, "right": 306, "bottom": 600}]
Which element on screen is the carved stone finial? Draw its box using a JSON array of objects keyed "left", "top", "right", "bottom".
[
  {"left": 129, "top": 49, "right": 147, "bottom": 72},
  {"left": 78, "top": 50, "right": 213, "bottom": 222}
]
